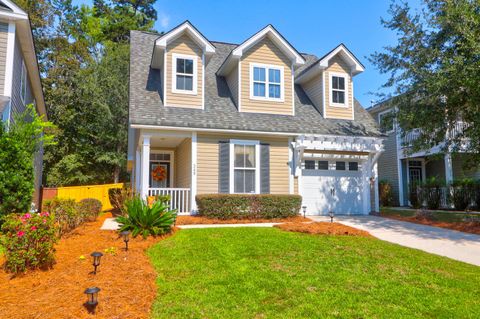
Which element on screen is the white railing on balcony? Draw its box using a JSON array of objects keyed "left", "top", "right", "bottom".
[
  {"left": 402, "top": 122, "right": 469, "bottom": 147},
  {"left": 148, "top": 188, "right": 191, "bottom": 214}
]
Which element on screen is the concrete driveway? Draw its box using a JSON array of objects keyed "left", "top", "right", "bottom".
[{"left": 309, "top": 215, "right": 480, "bottom": 266}]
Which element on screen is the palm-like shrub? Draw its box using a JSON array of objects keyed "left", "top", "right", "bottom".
[{"left": 115, "top": 196, "right": 176, "bottom": 238}]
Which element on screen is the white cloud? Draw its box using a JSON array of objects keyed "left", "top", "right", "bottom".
[{"left": 159, "top": 13, "right": 170, "bottom": 29}]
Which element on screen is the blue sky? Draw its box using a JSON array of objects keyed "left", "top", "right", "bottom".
[{"left": 74, "top": 0, "right": 421, "bottom": 108}]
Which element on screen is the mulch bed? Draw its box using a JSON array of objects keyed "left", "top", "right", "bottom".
[
  {"left": 274, "top": 222, "right": 372, "bottom": 237},
  {"left": 381, "top": 214, "right": 480, "bottom": 235},
  {"left": 0, "top": 213, "right": 173, "bottom": 319},
  {"left": 176, "top": 215, "right": 311, "bottom": 225}
]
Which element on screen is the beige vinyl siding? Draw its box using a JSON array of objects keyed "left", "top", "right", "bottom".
[
  {"left": 294, "top": 177, "right": 298, "bottom": 195},
  {"left": 240, "top": 37, "right": 293, "bottom": 115},
  {"left": 165, "top": 34, "right": 203, "bottom": 108},
  {"left": 302, "top": 73, "right": 323, "bottom": 116},
  {"left": 324, "top": 55, "right": 353, "bottom": 120},
  {"left": 0, "top": 23, "right": 7, "bottom": 95},
  {"left": 196, "top": 133, "right": 290, "bottom": 194},
  {"left": 225, "top": 61, "right": 239, "bottom": 107},
  {"left": 175, "top": 138, "right": 192, "bottom": 188}
]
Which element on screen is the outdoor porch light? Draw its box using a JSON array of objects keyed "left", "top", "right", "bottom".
[
  {"left": 90, "top": 252, "right": 103, "bottom": 274},
  {"left": 120, "top": 231, "right": 130, "bottom": 251},
  {"left": 329, "top": 211, "right": 334, "bottom": 223},
  {"left": 302, "top": 206, "right": 307, "bottom": 218},
  {"left": 84, "top": 286, "right": 101, "bottom": 308}
]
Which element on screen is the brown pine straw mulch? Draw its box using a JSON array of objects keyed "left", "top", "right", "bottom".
[
  {"left": 0, "top": 213, "right": 174, "bottom": 319},
  {"left": 176, "top": 215, "right": 311, "bottom": 225},
  {"left": 381, "top": 214, "right": 480, "bottom": 235},
  {"left": 275, "top": 222, "right": 372, "bottom": 237}
]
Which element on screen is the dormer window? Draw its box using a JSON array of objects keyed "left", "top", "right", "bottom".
[
  {"left": 250, "top": 63, "right": 284, "bottom": 101},
  {"left": 172, "top": 53, "right": 197, "bottom": 94},
  {"left": 330, "top": 73, "right": 347, "bottom": 106}
]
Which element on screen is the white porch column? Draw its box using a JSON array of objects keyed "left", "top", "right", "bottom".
[
  {"left": 444, "top": 153, "right": 453, "bottom": 184},
  {"left": 362, "top": 155, "right": 372, "bottom": 214},
  {"left": 373, "top": 161, "right": 380, "bottom": 212},
  {"left": 141, "top": 135, "right": 151, "bottom": 199},
  {"left": 191, "top": 132, "right": 198, "bottom": 213},
  {"left": 135, "top": 150, "right": 141, "bottom": 192}
]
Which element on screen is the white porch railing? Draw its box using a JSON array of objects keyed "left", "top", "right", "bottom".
[{"left": 148, "top": 188, "right": 191, "bottom": 214}]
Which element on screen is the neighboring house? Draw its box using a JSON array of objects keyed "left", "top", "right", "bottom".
[
  {"left": 0, "top": 1, "right": 47, "bottom": 208},
  {"left": 128, "top": 21, "right": 384, "bottom": 215},
  {"left": 368, "top": 100, "right": 477, "bottom": 207}
]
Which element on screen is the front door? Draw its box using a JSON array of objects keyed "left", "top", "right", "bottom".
[
  {"left": 149, "top": 162, "right": 171, "bottom": 188},
  {"left": 408, "top": 160, "right": 423, "bottom": 188}
]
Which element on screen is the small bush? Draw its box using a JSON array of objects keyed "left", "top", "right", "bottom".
[
  {"left": 379, "top": 180, "right": 394, "bottom": 207},
  {"left": 409, "top": 187, "right": 421, "bottom": 209},
  {"left": 450, "top": 179, "right": 475, "bottom": 211},
  {"left": 196, "top": 194, "right": 302, "bottom": 219},
  {"left": 421, "top": 177, "right": 444, "bottom": 210},
  {"left": 1, "top": 212, "right": 57, "bottom": 273},
  {"left": 43, "top": 198, "right": 79, "bottom": 236},
  {"left": 77, "top": 198, "right": 102, "bottom": 222},
  {"left": 116, "top": 195, "right": 176, "bottom": 238},
  {"left": 109, "top": 186, "right": 133, "bottom": 216}
]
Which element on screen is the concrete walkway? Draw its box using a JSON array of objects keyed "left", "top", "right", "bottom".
[{"left": 310, "top": 215, "right": 480, "bottom": 266}]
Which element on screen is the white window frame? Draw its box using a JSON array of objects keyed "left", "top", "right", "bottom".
[
  {"left": 329, "top": 72, "right": 348, "bottom": 108},
  {"left": 20, "top": 60, "right": 27, "bottom": 104},
  {"left": 378, "top": 109, "right": 395, "bottom": 134},
  {"left": 229, "top": 139, "right": 260, "bottom": 194},
  {"left": 249, "top": 63, "right": 284, "bottom": 102},
  {"left": 171, "top": 53, "right": 198, "bottom": 95}
]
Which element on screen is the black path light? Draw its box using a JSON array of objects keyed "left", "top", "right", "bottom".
[
  {"left": 120, "top": 231, "right": 130, "bottom": 251},
  {"left": 329, "top": 211, "right": 335, "bottom": 223},
  {"left": 84, "top": 287, "right": 101, "bottom": 313},
  {"left": 90, "top": 251, "right": 103, "bottom": 274},
  {"left": 302, "top": 206, "right": 307, "bottom": 218}
]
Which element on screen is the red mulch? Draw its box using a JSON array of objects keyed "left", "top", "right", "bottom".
[
  {"left": 274, "top": 222, "right": 372, "bottom": 237},
  {"left": 381, "top": 214, "right": 480, "bottom": 235},
  {"left": 176, "top": 215, "right": 311, "bottom": 225},
  {"left": 0, "top": 213, "right": 173, "bottom": 319}
]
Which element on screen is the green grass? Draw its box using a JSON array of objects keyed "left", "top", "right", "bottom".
[
  {"left": 381, "top": 207, "right": 476, "bottom": 222},
  {"left": 148, "top": 228, "right": 480, "bottom": 318}
]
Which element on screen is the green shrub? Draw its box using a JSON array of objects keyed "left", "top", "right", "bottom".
[
  {"left": 115, "top": 196, "right": 176, "bottom": 238},
  {"left": 409, "top": 186, "right": 421, "bottom": 209},
  {"left": 1, "top": 212, "right": 57, "bottom": 273},
  {"left": 195, "top": 194, "right": 302, "bottom": 219},
  {"left": 77, "top": 198, "right": 102, "bottom": 222},
  {"left": 450, "top": 179, "right": 475, "bottom": 211},
  {"left": 108, "top": 186, "right": 133, "bottom": 216},
  {"left": 475, "top": 181, "right": 480, "bottom": 210},
  {"left": 379, "top": 180, "right": 394, "bottom": 207},
  {"left": 43, "top": 198, "right": 81, "bottom": 237},
  {"left": 421, "top": 177, "right": 444, "bottom": 210}
]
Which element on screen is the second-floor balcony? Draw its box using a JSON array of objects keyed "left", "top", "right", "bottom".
[{"left": 401, "top": 122, "right": 469, "bottom": 151}]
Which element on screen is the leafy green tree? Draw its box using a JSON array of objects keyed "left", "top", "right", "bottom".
[
  {"left": 370, "top": 0, "right": 480, "bottom": 166},
  {"left": 0, "top": 106, "right": 54, "bottom": 216}
]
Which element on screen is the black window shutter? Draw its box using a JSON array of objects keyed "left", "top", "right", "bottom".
[
  {"left": 218, "top": 141, "right": 230, "bottom": 193},
  {"left": 260, "top": 143, "right": 270, "bottom": 194}
]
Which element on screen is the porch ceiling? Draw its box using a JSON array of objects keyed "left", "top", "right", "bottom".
[{"left": 150, "top": 136, "right": 186, "bottom": 148}]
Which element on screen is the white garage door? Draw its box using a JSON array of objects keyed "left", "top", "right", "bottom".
[{"left": 301, "top": 160, "right": 364, "bottom": 215}]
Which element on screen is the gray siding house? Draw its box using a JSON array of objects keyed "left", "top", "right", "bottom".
[
  {"left": 368, "top": 101, "right": 478, "bottom": 207},
  {"left": 0, "top": 0, "right": 46, "bottom": 208}
]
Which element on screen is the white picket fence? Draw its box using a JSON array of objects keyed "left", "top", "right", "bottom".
[{"left": 148, "top": 188, "right": 191, "bottom": 214}]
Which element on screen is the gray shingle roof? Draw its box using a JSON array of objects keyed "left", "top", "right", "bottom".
[{"left": 129, "top": 31, "right": 382, "bottom": 137}]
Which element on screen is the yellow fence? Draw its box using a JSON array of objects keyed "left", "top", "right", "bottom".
[{"left": 57, "top": 183, "right": 124, "bottom": 211}]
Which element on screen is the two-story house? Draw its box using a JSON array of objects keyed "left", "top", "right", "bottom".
[
  {"left": 368, "top": 100, "right": 477, "bottom": 207},
  {"left": 128, "top": 21, "right": 384, "bottom": 215},
  {"left": 0, "top": 0, "right": 47, "bottom": 208}
]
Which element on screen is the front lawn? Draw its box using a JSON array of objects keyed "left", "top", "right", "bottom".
[
  {"left": 381, "top": 207, "right": 476, "bottom": 222},
  {"left": 148, "top": 227, "right": 480, "bottom": 318}
]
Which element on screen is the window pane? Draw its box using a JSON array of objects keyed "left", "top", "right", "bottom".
[
  {"left": 269, "top": 69, "right": 280, "bottom": 84},
  {"left": 234, "top": 170, "right": 244, "bottom": 193},
  {"left": 305, "top": 160, "right": 315, "bottom": 169},
  {"left": 268, "top": 84, "right": 280, "bottom": 98},
  {"left": 333, "top": 91, "right": 345, "bottom": 104},
  {"left": 184, "top": 59, "right": 193, "bottom": 74},
  {"left": 332, "top": 76, "right": 345, "bottom": 90},
  {"left": 349, "top": 162, "right": 358, "bottom": 171},
  {"left": 254, "top": 67, "right": 265, "bottom": 81},
  {"left": 244, "top": 170, "right": 255, "bottom": 193},
  {"left": 176, "top": 58, "right": 185, "bottom": 73},
  {"left": 338, "top": 77, "right": 345, "bottom": 90},
  {"left": 336, "top": 161, "right": 346, "bottom": 170},
  {"left": 176, "top": 75, "right": 185, "bottom": 90},
  {"left": 244, "top": 145, "right": 255, "bottom": 168},
  {"left": 254, "top": 82, "right": 265, "bottom": 97},
  {"left": 318, "top": 161, "right": 329, "bottom": 170},
  {"left": 234, "top": 145, "right": 245, "bottom": 167},
  {"left": 184, "top": 76, "right": 193, "bottom": 90}
]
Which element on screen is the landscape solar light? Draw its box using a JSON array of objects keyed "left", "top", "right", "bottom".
[
  {"left": 302, "top": 206, "right": 307, "bottom": 218},
  {"left": 120, "top": 231, "right": 130, "bottom": 251},
  {"left": 329, "top": 211, "right": 334, "bottom": 223},
  {"left": 84, "top": 287, "right": 101, "bottom": 310},
  {"left": 90, "top": 251, "right": 103, "bottom": 274}
]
